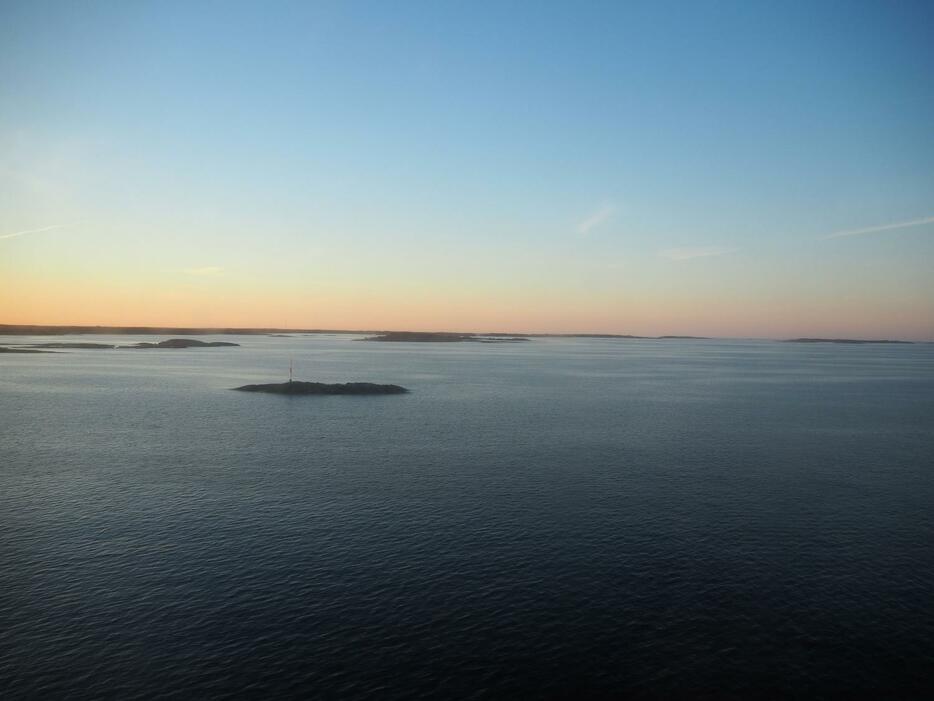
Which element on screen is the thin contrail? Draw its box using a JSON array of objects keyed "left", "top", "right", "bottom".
[
  {"left": 577, "top": 205, "right": 615, "bottom": 235},
  {"left": 823, "top": 215, "right": 934, "bottom": 239},
  {"left": 0, "top": 223, "right": 70, "bottom": 241}
]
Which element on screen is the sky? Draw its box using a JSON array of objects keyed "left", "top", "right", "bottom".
[{"left": 1, "top": 0, "right": 932, "bottom": 339}]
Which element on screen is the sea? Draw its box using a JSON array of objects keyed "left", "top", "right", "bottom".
[{"left": 2, "top": 334, "right": 933, "bottom": 699}]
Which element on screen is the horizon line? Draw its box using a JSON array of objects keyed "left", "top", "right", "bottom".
[{"left": 0, "top": 323, "right": 927, "bottom": 344}]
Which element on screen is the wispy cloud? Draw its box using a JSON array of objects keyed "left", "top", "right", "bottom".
[
  {"left": 180, "top": 266, "right": 223, "bottom": 276},
  {"left": 576, "top": 205, "right": 615, "bottom": 235},
  {"left": 659, "top": 246, "right": 737, "bottom": 261},
  {"left": 822, "top": 215, "right": 934, "bottom": 240},
  {"left": 0, "top": 223, "right": 70, "bottom": 241}
]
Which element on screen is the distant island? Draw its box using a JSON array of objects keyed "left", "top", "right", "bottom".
[
  {"left": 25, "top": 342, "right": 116, "bottom": 349},
  {"left": 233, "top": 381, "right": 409, "bottom": 395},
  {"left": 0, "top": 346, "right": 57, "bottom": 353},
  {"left": 360, "top": 332, "right": 530, "bottom": 343},
  {"left": 17, "top": 339, "right": 240, "bottom": 350},
  {"left": 128, "top": 339, "right": 239, "bottom": 349},
  {"left": 785, "top": 338, "right": 913, "bottom": 345},
  {"left": 0, "top": 324, "right": 307, "bottom": 336}
]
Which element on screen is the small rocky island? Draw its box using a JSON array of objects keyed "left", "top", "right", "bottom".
[
  {"left": 0, "top": 346, "right": 58, "bottom": 353},
  {"left": 233, "top": 381, "right": 409, "bottom": 395},
  {"left": 128, "top": 339, "right": 240, "bottom": 349},
  {"left": 361, "top": 331, "right": 529, "bottom": 343},
  {"left": 19, "top": 338, "right": 240, "bottom": 350},
  {"left": 785, "top": 338, "right": 912, "bottom": 345},
  {"left": 25, "top": 342, "right": 116, "bottom": 349}
]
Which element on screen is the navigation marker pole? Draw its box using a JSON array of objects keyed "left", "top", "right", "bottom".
[{"left": 289, "top": 358, "right": 293, "bottom": 384}]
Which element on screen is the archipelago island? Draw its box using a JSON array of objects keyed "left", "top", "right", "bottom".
[
  {"left": 360, "top": 331, "right": 530, "bottom": 343},
  {"left": 12, "top": 338, "right": 240, "bottom": 350},
  {"left": 0, "top": 346, "right": 57, "bottom": 353},
  {"left": 233, "top": 381, "right": 409, "bottom": 395},
  {"left": 784, "top": 338, "right": 913, "bottom": 345}
]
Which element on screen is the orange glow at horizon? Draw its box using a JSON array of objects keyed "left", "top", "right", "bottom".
[{"left": 3, "top": 267, "right": 932, "bottom": 341}]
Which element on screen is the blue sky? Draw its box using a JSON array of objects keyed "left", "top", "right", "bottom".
[{"left": 1, "top": 1, "right": 932, "bottom": 337}]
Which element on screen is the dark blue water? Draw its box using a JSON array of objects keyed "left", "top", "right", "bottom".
[{"left": 2, "top": 336, "right": 933, "bottom": 698}]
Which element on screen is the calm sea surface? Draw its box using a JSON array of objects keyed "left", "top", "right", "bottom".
[{"left": 2, "top": 335, "right": 933, "bottom": 699}]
